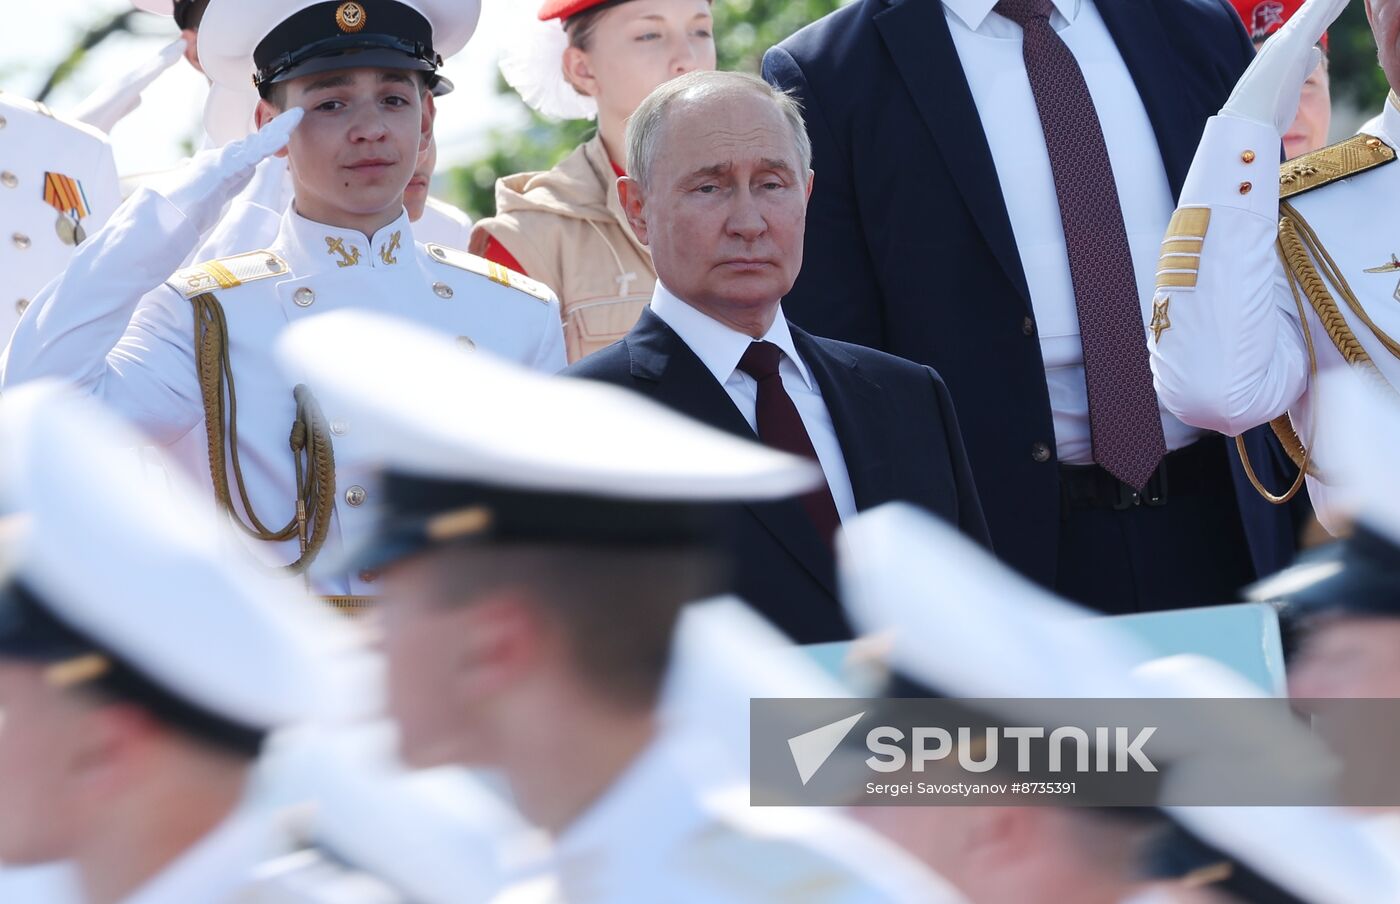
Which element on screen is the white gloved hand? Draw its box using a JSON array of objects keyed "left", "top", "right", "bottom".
[
  {"left": 153, "top": 107, "right": 304, "bottom": 236},
  {"left": 1220, "top": 0, "right": 1346, "bottom": 133},
  {"left": 70, "top": 36, "right": 187, "bottom": 134}
]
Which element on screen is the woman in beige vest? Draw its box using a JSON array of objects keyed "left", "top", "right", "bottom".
[{"left": 470, "top": 0, "right": 715, "bottom": 362}]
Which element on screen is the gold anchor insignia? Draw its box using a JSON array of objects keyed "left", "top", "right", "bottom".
[
  {"left": 1150, "top": 296, "right": 1172, "bottom": 342},
  {"left": 325, "top": 236, "right": 361, "bottom": 268},
  {"left": 379, "top": 231, "right": 401, "bottom": 266},
  {"left": 335, "top": 1, "right": 366, "bottom": 33}
]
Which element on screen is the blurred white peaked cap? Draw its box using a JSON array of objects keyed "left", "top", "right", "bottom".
[
  {"left": 0, "top": 381, "right": 344, "bottom": 735},
  {"left": 276, "top": 310, "right": 820, "bottom": 501},
  {"left": 838, "top": 502, "right": 1400, "bottom": 904}
]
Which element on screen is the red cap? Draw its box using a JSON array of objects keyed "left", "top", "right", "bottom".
[
  {"left": 1229, "top": 0, "right": 1328, "bottom": 51},
  {"left": 538, "top": 0, "right": 616, "bottom": 21}
]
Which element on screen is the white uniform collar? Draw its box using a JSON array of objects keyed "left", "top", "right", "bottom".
[
  {"left": 278, "top": 205, "right": 415, "bottom": 275},
  {"left": 943, "top": 0, "right": 1078, "bottom": 32},
  {"left": 648, "top": 282, "right": 814, "bottom": 391},
  {"left": 119, "top": 809, "right": 273, "bottom": 904},
  {"left": 1379, "top": 92, "right": 1400, "bottom": 148},
  {"left": 549, "top": 732, "right": 711, "bottom": 892}
]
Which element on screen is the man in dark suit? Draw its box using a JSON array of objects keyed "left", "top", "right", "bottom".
[
  {"left": 565, "top": 70, "right": 989, "bottom": 643},
  {"left": 762, "top": 0, "right": 1298, "bottom": 613}
]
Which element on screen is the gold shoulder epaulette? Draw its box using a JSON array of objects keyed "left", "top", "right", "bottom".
[
  {"left": 425, "top": 244, "right": 553, "bottom": 304},
  {"left": 1280, "top": 133, "right": 1396, "bottom": 200},
  {"left": 169, "top": 250, "right": 289, "bottom": 299}
]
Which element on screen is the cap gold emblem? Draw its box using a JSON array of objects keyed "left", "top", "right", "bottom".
[{"left": 336, "top": 2, "right": 367, "bottom": 33}]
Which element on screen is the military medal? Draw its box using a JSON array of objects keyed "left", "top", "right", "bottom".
[
  {"left": 43, "top": 172, "right": 90, "bottom": 246},
  {"left": 1363, "top": 254, "right": 1400, "bottom": 303}
]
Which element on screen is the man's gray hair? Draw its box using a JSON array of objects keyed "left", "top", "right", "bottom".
[{"left": 625, "top": 70, "right": 813, "bottom": 190}]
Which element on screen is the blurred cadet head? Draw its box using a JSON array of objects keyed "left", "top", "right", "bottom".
[
  {"left": 1366, "top": 0, "right": 1400, "bottom": 97},
  {"left": 1248, "top": 374, "right": 1400, "bottom": 698},
  {"left": 379, "top": 541, "right": 720, "bottom": 770},
  {"left": 856, "top": 797, "right": 1165, "bottom": 904},
  {"left": 618, "top": 70, "right": 814, "bottom": 338},
  {"left": 205, "top": 0, "right": 477, "bottom": 232},
  {"left": 404, "top": 132, "right": 438, "bottom": 222},
  {"left": 552, "top": 0, "right": 716, "bottom": 128},
  {"left": 0, "top": 383, "right": 330, "bottom": 886},
  {"left": 1248, "top": 527, "right": 1400, "bottom": 698},
  {"left": 275, "top": 312, "right": 817, "bottom": 807},
  {"left": 1229, "top": 0, "right": 1331, "bottom": 158},
  {"left": 255, "top": 68, "right": 433, "bottom": 235}
]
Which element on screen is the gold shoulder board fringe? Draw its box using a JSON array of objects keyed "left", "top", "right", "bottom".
[
  {"left": 1279, "top": 134, "right": 1397, "bottom": 200},
  {"left": 425, "top": 243, "right": 553, "bottom": 303},
  {"left": 170, "top": 250, "right": 289, "bottom": 299}
]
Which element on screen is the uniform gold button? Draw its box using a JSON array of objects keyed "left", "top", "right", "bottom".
[
  {"left": 1367, "top": 137, "right": 1383, "bottom": 150},
  {"left": 14, "top": 298, "right": 28, "bottom": 315},
  {"left": 330, "top": 419, "right": 349, "bottom": 436},
  {"left": 11, "top": 232, "right": 29, "bottom": 250},
  {"left": 1240, "top": 150, "right": 1256, "bottom": 164},
  {"left": 433, "top": 282, "right": 453, "bottom": 299},
  {"left": 456, "top": 336, "right": 476, "bottom": 351},
  {"left": 358, "top": 569, "right": 378, "bottom": 584},
  {"left": 1238, "top": 181, "right": 1252, "bottom": 195},
  {"left": 0, "top": 171, "right": 15, "bottom": 188},
  {"left": 293, "top": 287, "right": 315, "bottom": 307},
  {"left": 1031, "top": 441, "right": 1051, "bottom": 463},
  {"left": 344, "top": 485, "right": 367, "bottom": 506}
]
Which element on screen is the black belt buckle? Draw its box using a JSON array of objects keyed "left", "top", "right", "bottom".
[{"left": 1111, "top": 466, "right": 1169, "bottom": 510}]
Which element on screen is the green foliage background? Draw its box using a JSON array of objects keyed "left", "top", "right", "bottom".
[{"left": 27, "top": 0, "right": 1392, "bottom": 221}]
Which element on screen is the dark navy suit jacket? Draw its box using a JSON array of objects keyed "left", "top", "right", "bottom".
[
  {"left": 763, "top": 0, "right": 1296, "bottom": 588},
  {"left": 565, "top": 308, "right": 991, "bottom": 643}
]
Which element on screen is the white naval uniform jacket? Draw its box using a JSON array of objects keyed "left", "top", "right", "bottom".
[
  {"left": 1148, "top": 101, "right": 1400, "bottom": 529},
  {"left": 0, "top": 91, "right": 122, "bottom": 341},
  {"left": 490, "top": 734, "right": 965, "bottom": 904},
  {"left": 1, "top": 188, "right": 566, "bottom": 595}
]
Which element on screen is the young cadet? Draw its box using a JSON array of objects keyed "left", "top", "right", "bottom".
[
  {"left": 0, "top": 382, "right": 409, "bottom": 903},
  {"left": 1, "top": 0, "right": 567, "bottom": 605},
  {"left": 277, "top": 310, "right": 963, "bottom": 904},
  {"left": 0, "top": 92, "right": 122, "bottom": 341},
  {"left": 1148, "top": 0, "right": 1400, "bottom": 528},
  {"left": 472, "top": 0, "right": 716, "bottom": 362},
  {"left": 124, "top": 0, "right": 474, "bottom": 263}
]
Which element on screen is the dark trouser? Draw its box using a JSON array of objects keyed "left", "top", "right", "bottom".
[{"left": 1054, "top": 436, "right": 1257, "bottom": 615}]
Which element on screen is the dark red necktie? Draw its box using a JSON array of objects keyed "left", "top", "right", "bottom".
[
  {"left": 995, "top": 0, "right": 1167, "bottom": 491},
  {"left": 737, "top": 341, "right": 842, "bottom": 543}
]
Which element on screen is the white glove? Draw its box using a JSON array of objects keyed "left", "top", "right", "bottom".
[
  {"left": 70, "top": 36, "right": 187, "bottom": 134},
  {"left": 153, "top": 107, "right": 303, "bottom": 236},
  {"left": 1220, "top": 0, "right": 1346, "bottom": 134}
]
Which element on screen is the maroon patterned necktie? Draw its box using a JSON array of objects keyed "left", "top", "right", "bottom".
[
  {"left": 995, "top": 0, "right": 1166, "bottom": 491},
  {"left": 737, "top": 341, "right": 842, "bottom": 543}
]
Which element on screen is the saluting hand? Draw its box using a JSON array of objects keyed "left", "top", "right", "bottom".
[
  {"left": 152, "top": 107, "right": 304, "bottom": 236},
  {"left": 1220, "top": 0, "right": 1346, "bottom": 135}
]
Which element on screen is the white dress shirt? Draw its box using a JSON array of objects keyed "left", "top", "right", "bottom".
[
  {"left": 649, "top": 283, "right": 857, "bottom": 522},
  {"left": 942, "top": 0, "right": 1202, "bottom": 463}
]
